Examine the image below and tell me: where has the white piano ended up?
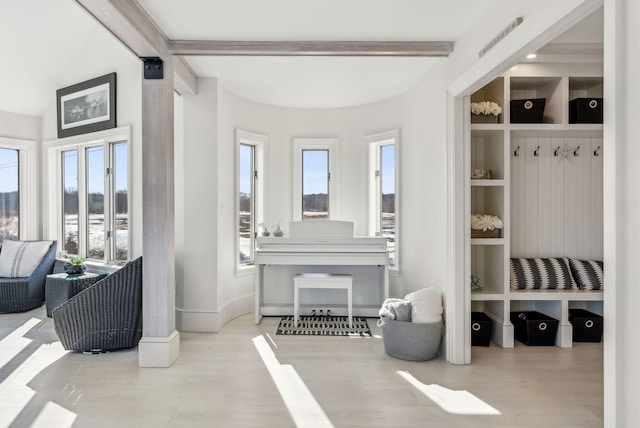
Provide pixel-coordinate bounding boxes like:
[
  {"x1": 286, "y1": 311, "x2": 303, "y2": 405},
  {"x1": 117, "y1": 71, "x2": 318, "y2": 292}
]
[{"x1": 254, "y1": 220, "x2": 389, "y2": 323}]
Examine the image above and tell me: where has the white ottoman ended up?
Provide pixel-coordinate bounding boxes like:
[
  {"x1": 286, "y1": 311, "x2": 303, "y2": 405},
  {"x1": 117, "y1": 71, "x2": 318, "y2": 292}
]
[{"x1": 294, "y1": 273, "x2": 353, "y2": 327}]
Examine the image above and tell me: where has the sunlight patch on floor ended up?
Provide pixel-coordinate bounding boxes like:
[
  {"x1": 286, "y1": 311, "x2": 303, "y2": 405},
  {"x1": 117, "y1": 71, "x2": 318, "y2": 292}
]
[
  {"x1": 0, "y1": 318, "x2": 76, "y2": 427},
  {"x1": 397, "y1": 371, "x2": 501, "y2": 415},
  {"x1": 0, "y1": 317, "x2": 41, "y2": 370},
  {"x1": 31, "y1": 401, "x2": 77, "y2": 427},
  {"x1": 253, "y1": 335, "x2": 334, "y2": 428}
]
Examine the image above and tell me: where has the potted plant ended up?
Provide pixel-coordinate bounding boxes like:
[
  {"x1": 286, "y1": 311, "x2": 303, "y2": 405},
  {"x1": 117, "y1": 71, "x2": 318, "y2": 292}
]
[
  {"x1": 64, "y1": 257, "x2": 86, "y2": 275},
  {"x1": 259, "y1": 223, "x2": 270, "y2": 236}
]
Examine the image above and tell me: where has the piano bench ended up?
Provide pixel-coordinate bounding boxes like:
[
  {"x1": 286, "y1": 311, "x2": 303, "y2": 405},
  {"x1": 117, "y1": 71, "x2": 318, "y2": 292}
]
[{"x1": 293, "y1": 273, "x2": 353, "y2": 328}]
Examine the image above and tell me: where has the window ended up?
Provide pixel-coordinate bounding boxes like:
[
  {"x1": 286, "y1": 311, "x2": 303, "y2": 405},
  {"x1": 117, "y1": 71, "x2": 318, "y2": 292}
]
[
  {"x1": 302, "y1": 149, "x2": 329, "y2": 220},
  {"x1": 0, "y1": 138, "x2": 36, "y2": 244},
  {"x1": 236, "y1": 130, "x2": 267, "y2": 269},
  {"x1": 293, "y1": 138, "x2": 337, "y2": 221},
  {"x1": 62, "y1": 149, "x2": 79, "y2": 254},
  {"x1": 0, "y1": 148, "x2": 19, "y2": 244},
  {"x1": 367, "y1": 130, "x2": 399, "y2": 269},
  {"x1": 49, "y1": 128, "x2": 130, "y2": 264}
]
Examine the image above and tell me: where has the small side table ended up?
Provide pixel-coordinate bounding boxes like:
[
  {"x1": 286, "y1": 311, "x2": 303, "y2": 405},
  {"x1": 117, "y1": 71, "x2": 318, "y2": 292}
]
[{"x1": 45, "y1": 272, "x2": 107, "y2": 317}]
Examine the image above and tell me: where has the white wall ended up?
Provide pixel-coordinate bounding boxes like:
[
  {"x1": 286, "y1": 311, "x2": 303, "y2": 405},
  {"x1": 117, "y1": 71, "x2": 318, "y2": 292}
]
[
  {"x1": 39, "y1": 23, "x2": 143, "y2": 257},
  {"x1": 511, "y1": 131, "x2": 603, "y2": 259},
  {"x1": 176, "y1": 79, "x2": 220, "y2": 331},
  {"x1": 176, "y1": 74, "x2": 451, "y2": 331},
  {"x1": 0, "y1": 112, "x2": 40, "y2": 142}
]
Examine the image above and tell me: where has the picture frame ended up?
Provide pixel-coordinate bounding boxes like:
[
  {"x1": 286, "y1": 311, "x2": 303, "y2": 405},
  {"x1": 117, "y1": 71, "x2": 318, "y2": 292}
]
[{"x1": 56, "y1": 73, "x2": 116, "y2": 138}]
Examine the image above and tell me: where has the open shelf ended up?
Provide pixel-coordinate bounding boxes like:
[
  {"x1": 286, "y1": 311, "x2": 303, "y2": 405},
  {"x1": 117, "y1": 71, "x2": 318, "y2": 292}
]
[
  {"x1": 471, "y1": 77, "x2": 505, "y2": 124},
  {"x1": 468, "y1": 63, "x2": 603, "y2": 350},
  {"x1": 510, "y1": 76, "x2": 563, "y2": 124},
  {"x1": 470, "y1": 130, "x2": 505, "y2": 179},
  {"x1": 471, "y1": 186, "x2": 504, "y2": 221}
]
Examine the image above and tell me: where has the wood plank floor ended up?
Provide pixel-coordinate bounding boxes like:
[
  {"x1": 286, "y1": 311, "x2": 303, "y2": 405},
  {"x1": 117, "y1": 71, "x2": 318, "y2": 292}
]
[{"x1": 0, "y1": 307, "x2": 603, "y2": 427}]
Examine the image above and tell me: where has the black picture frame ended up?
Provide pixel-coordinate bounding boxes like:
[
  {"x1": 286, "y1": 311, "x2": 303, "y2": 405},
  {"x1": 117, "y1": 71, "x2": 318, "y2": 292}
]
[{"x1": 56, "y1": 73, "x2": 117, "y2": 138}]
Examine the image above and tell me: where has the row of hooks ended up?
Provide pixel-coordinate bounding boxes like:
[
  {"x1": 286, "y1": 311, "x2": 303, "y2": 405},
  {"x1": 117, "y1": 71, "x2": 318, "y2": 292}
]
[{"x1": 513, "y1": 145, "x2": 601, "y2": 157}]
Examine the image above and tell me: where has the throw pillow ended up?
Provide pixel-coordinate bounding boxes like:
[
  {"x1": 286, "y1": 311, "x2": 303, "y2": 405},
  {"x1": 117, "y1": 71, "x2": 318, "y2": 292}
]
[
  {"x1": 569, "y1": 259, "x2": 604, "y2": 290},
  {"x1": 0, "y1": 240, "x2": 52, "y2": 277},
  {"x1": 404, "y1": 287, "x2": 443, "y2": 324},
  {"x1": 510, "y1": 257, "x2": 577, "y2": 290},
  {"x1": 378, "y1": 298, "x2": 412, "y2": 322}
]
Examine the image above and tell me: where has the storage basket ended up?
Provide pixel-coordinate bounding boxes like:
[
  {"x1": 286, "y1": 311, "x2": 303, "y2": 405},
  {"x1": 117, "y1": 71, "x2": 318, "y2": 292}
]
[
  {"x1": 471, "y1": 312, "x2": 493, "y2": 346},
  {"x1": 569, "y1": 308, "x2": 603, "y2": 342},
  {"x1": 510, "y1": 98, "x2": 546, "y2": 123},
  {"x1": 471, "y1": 228, "x2": 501, "y2": 239},
  {"x1": 511, "y1": 311, "x2": 559, "y2": 346},
  {"x1": 471, "y1": 114, "x2": 499, "y2": 124},
  {"x1": 381, "y1": 319, "x2": 442, "y2": 361},
  {"x1": 569, "y1": 98, "x2": 603, "y2": 124}
]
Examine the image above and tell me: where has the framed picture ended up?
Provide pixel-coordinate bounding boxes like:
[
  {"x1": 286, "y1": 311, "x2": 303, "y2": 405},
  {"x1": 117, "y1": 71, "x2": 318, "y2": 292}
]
[{"x1": 56, "y1": 73, "x2": 116, "y2": 138}]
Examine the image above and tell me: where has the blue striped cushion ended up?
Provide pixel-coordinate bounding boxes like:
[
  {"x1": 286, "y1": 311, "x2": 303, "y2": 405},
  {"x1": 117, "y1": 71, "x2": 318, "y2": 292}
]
[
  {"x1": 569, "y1": 259, "x2": 604, "y2": 290},
  {"x1": 510, "y1": 257, "x2": 577, "y2": 290}
]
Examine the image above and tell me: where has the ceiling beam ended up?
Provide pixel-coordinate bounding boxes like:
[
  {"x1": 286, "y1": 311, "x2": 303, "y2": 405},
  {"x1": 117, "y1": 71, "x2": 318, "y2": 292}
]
[
  {"x1": 75, "y1": 0, "x2": 168, "y2": 57},
  {"x1": 168, "y1": 40, "x2": 455, "y2": 57},
  {"x1": 74, "y1": 0, "x2": 197, "y2": 94}
]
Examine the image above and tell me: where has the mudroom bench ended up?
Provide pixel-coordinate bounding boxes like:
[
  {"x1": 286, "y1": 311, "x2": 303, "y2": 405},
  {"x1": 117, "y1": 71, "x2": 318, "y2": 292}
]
[{"x1": 507, "y1": 256, "x2": 604, "y2": 347}]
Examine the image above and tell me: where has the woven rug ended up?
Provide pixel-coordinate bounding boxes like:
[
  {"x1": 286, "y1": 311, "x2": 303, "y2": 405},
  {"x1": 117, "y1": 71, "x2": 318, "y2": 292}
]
[{"x1": 276, "y1": 316, "x2": 371, "y2": 336}]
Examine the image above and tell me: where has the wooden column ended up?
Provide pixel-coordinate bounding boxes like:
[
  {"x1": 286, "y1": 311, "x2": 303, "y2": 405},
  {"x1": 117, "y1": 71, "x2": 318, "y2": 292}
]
[{"x1": 138, "y1": 57, "x2": 180, "y2": 367}]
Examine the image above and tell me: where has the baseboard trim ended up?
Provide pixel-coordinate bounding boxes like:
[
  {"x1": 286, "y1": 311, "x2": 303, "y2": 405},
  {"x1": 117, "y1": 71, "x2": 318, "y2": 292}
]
[
  {"x1": 176, "y1": 294, "x2": 253, "y2": 332},
  {"x1": 138, "y1": 330, "x2": 180, "y2": 367}
]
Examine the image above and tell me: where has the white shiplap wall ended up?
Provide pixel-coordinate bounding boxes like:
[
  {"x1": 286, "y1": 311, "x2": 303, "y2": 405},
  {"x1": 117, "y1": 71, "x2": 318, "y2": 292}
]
[{"x1": 511, "y1": 131, "x2": 603, "y2": 260}]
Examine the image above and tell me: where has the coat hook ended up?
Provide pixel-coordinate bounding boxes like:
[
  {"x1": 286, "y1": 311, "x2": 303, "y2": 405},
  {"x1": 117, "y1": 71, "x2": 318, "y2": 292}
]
[
  {"x1": 574, "y1": 146, "x2": 580, "y2": 156},
  {"x1": 514, "y1": 146, "x2": 520, "y2": 157},
  {"x1": 594, "y1": 146, "x2": 601, "y2": 157},
  {"x1": 534, "y1": 146, "x2": 540, "y2": 157},
  {"x1": 554, "y1": 146, "x2": 560, "y2": 157}
]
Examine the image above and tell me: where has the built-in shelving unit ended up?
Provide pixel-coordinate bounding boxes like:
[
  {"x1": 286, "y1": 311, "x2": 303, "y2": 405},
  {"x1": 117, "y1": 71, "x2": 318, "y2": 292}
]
[{"x1": 467, "y1": 62, "x2": 603, "y2": 348}]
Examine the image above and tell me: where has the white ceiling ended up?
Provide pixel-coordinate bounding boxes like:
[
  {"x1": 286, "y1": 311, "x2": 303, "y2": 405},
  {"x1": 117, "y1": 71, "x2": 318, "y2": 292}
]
[
  {"x1": 138, "y1": 0, "x2": 497, "y2": 108},
  {"x1": 0, "y1": 1, "x2": 603, "y2": 116}
]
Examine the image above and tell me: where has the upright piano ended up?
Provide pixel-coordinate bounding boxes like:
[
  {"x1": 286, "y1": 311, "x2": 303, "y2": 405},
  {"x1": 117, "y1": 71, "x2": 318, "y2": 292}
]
[{"x1": 254, "y1": 220, "x2": 389, "y2": 323}]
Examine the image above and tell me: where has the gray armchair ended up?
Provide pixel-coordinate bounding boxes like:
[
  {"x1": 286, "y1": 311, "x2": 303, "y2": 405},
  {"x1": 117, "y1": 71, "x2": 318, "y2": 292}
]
[
  {"x1": 52, "y1": 257, "x2": 142, "y2": 352},
  {"x1": 0, "y1": 241, "x2": 57, "y2": 313}
]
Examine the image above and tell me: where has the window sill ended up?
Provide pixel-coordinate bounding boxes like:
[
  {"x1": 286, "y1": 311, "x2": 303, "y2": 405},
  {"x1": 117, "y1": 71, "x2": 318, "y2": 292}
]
[{"x1": 235, "y1": 265, "x2": 256, "y2": 278}]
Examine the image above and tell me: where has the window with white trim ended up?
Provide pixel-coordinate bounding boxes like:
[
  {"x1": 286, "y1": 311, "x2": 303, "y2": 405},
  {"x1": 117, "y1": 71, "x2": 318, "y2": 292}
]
[
  {"x1": 0, "y1": 147, "x2": 19, "y2": 244},
  {"x1": 51, "y1": 129, "x2": 129, "y2": 263},
  {"x1": 293, "y1": 138, "x2": 337, "y2": 220},
  {"x1": 236, "y1": 130, "x2": 266, "y2": 269},
  {"x1": 367, "y1": 130, "x2": 399, "y2": 269},
  {"x1": 0, "y1": 137, "x2": 36, "y2": 244}
]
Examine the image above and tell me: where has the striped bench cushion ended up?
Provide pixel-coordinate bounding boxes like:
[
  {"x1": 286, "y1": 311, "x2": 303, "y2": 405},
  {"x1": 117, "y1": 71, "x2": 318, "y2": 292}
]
[
  {"x1": 569, "y1": 259, "x2": 604, "y2": 290},
  {"x1": 510, "y1": 257, "x2": 577, "y2": 290}
]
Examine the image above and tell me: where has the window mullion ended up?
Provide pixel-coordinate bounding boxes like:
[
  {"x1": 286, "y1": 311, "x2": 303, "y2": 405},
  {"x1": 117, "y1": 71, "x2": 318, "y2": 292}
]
[
  {"x1": 105, "y1": 142, "x2": 113, "y2": 263},
  {"x1": 77, "y1": 147, "x2": 88, "y2": 258}
]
